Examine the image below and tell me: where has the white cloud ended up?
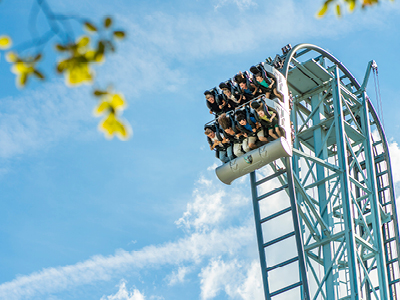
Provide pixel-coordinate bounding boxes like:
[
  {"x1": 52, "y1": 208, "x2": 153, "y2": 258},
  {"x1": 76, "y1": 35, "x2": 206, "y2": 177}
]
[
  {"x1": 175, "y1": 175, "x2": 249, "y2": 233},
  {"x1": 389, "y1": 139, "x2": 400, "y2": 185},
  {"x1": 0, "y1": 81, "x2": 95, "y2": 159},
  {"x1": 101, "y1": 280, "x2": 146, "y2": 300},
  {"x1": 207, "y1": 163, "x2": 218, "y2": 171},
  {"x1": 165, "y1": 266, "x2": 191, "y2": 286},
  {"x1": 199, "y1": 258, "x2": 242, "y2": 300},
  {"x1": 236, "y1": 261, "x2": 263, "y2": 300},
  {"x1": 199, "y1": 258, "x2": 263, "y2": 300}
]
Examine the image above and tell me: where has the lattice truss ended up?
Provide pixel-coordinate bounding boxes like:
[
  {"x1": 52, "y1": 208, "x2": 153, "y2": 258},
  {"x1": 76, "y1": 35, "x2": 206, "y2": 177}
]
[{"x1": 286, "y1": 53, "x2": 400, "y2": 300}]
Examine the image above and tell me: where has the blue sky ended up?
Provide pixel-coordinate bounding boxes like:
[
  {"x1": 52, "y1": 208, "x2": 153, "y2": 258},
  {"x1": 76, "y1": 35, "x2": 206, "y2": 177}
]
[{"x1": 1, "y1": 0, "x2": 400, "y2": 299}]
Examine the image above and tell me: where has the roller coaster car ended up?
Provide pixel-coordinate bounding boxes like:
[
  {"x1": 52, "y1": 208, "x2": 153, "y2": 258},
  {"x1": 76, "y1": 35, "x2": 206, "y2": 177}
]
[{"x1": 213, "y1": 64, "x2": 293, "y2": 185}]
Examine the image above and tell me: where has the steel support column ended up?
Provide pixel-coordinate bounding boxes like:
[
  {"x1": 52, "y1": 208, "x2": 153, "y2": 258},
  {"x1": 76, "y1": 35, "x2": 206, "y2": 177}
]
[{"x1": 332, "y1": 65, "x2": 361, "y2": 299}]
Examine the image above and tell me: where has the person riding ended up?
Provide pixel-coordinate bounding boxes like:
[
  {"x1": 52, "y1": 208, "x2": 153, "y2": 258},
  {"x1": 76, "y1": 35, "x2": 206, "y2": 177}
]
[
  {"x1": 236, "y1": 109, "x2": 268, "y2": 149},
  {"x1": 205, "y1": 125, "x2": 233, "y2": 163},
  {"x1": 251, "y1": 101, "x2": 282, "y2": 140},
  {"x1": 218, "y1": 113, "x2": 246, "y2": 158},
  {"x1": 250, "y1": 65, "x2": 282, "y2": 100},
  {"x1": 204, "y1": 90, "x2": 222, "y2": 116}
]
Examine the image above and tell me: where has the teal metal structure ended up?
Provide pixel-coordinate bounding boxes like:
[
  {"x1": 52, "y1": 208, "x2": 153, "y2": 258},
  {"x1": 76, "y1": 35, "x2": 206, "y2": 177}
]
[{"x1": 249, "y1": 44, "x2": 400, "y2": 300}]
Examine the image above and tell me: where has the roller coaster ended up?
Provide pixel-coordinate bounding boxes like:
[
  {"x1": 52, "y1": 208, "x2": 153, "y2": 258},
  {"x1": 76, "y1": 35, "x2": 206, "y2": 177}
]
[{"x1": 204, "y1": 44, "x2": 400, "y2": 300}]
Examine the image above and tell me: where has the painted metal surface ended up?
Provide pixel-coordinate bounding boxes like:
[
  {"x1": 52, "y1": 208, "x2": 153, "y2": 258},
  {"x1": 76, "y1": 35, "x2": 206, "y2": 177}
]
[{"x1": 215, "y1": 137, "x2": 292, "y2": 185}]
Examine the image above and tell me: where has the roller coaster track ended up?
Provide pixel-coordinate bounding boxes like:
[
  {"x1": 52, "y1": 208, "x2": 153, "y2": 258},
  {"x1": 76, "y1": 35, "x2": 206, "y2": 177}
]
[{"x1": 250, "y1": 44, "x2": 400, "y2": 300}]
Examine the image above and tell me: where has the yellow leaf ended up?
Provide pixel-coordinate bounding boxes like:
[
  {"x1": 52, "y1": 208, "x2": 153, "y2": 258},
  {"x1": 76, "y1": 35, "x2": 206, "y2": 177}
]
[
  {"x1": 100, "y1": 113, "x2": 118, "y2": 136},
  {"x1": 95, "y1": 101, "x2": 111, "y2": 115},
  {"x1": 362, "y1": 0, "x2": 373, "y2": 7},
  {"x1": 18, "y1": 73, "x2": 28, "y2": 87},
  {"x1": 336, "y1": 4, "x2": 341, "y2": 17},
  {"x1": 77, "y1": 36, "x2": 90, "y2": 48},
  {"x1": 6, "y1": 51, "x2": 17, "y2": 62},
  {"x1": 85, "y1": 50, "x2": 104, "y2": 63},
  {"x1": 115, "y1": 123, "x2": 129, "y2": 140},
  {"x1": 66, "y1": 64, "x2": 93, "y2": 86},
  {"x1": 84, "y1": 50, "x2": 96, "y2": 60},
  {"x1": 317, "y1": 2, "x2": 329, "y2": 18},
  {"x1": 348, "y1": 0, "x2": 356, "y2": 12},
  {"x1": 94, "y1": 52, "x2": 104, "y2": 62},
  {"x1": 56, "y1": 60, "x2": 68, "y2": 73},
  {"x1": 110, "y1": 94, "x2": 125, "y2": 109},
  {"x1": 98, "y1": 113, "x2": 130, "y2": 140},
  {"x1": 12, "y1": 62, "x2": 34, "y2": 74},
  {"x1": 0, "y1": 35, "x2": 12, "y2": 49}
]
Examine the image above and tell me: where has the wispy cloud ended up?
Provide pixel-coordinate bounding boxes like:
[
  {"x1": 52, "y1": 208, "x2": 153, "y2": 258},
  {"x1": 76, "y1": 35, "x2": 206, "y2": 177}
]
[
  {"x1": 214, "y1": 0, "x2": 257, "y2": 11},
  {"x1": 114, "y1": 0, "x2": 400, "y2": 64},
  {"x1": 389, "y1": 140, "x2": 400, "y2": 185},
  {"x1": 0, "y1": 81, "x2": 95, "y2": 159},
  {"x1": 165, "y1": 266, "x2": 192, "y2": 286}
]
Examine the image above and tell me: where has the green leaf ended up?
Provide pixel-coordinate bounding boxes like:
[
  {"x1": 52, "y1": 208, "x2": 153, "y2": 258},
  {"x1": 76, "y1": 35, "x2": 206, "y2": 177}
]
[
  {"x1": 84, "y1": 21, "x2": 97, "y2": 32},
  {"x1": 106, "y1": 40, "x2": 115, "y2": 52},
  {"x1": 56, "y1": 60, "x2": 68, "y2": 73},
  {"x1": 97, "y1": 40, "x2": 106, "y2": 55},
  {"x1": 77, "y1": 36, "x2": 90, "y2": 48},
  {"x1": 113, "y1": 31, "x2": 126, "y2": 39},
  {"x1": 33, "y1": 70, "x2": 45, "y2": 79},
  {"x1": 104, "y1": 17, "x2": 112, "y2": 28},
  {"x1": 93, "y1": 90, "x2": 108, "y2": 97},
  {"x1": 19, "y1": 73, "x2": 28, "y2": 87},
  {"x1": 55, "y1": 44, "x2": 67, "y2": 51},
  {"x1": 33, "y1": 53, "x2": 42, "y2": 62}
]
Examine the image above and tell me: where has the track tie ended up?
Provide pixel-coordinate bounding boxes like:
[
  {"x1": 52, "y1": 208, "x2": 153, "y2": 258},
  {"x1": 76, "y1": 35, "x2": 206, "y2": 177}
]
[
  {"x1": 258, "y1": 184, "x2": 289, "y2": 201},
  {"x1": 255, "y1": 168, "x2": 287, "y2": 186},
  {"x1": 260, "y1": 207, "x2": 292, "y2": 224},
  {"x1": 266, "y1": 257, "x2": 299, "y2": 272},
  {"x1": 263, "y1": 231, "x2": 295, "y2": 248},
  {"x1": 270, "y1": 281, "x2": 302, "y2": 297}
]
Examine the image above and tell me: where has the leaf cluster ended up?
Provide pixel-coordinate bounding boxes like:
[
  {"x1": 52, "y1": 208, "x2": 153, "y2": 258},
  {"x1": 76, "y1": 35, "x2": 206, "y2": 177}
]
[
  {"x1": 317, "y1": 0, "x2": 392, "y2": 18},
  {"x1": 55, "y1": 17, "x2": 126, "y2": 86},
  {"x1": 6, "y1": 51, "x2": 44, "y2": 87},
  {"x1": 0, "y1": 4, "x2": 130, "y2": 141},
  {"x1": 93, "y1": 89, "x2": 130, "y2": 140}
]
